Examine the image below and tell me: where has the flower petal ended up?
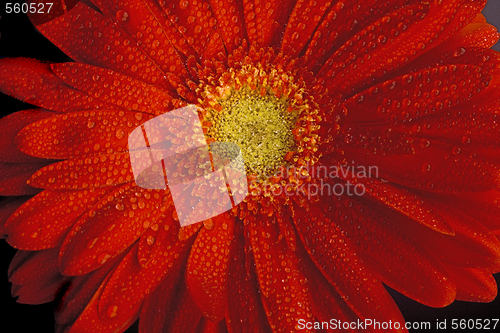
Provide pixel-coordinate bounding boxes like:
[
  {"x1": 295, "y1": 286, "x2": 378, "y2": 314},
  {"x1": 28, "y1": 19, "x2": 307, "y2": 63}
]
[
  {"x1": 343, "y1": 65, "x2": 491, "y2": 124},
  {"x1": 0, "y1": 109, "x2": 54, "y2": 163},
  {"x1": 396, "y1": 200, "x2": 500, "y2": 269},
  {"x1": 59, "y1": 184, "x2": 169, "y2": 275},
  {"x1": 318, "y1": 0, "x2": 486, "y2": 98},
  {"x1": 138, "y1": 265, "x2": 183, "y2": 333},
  {"x1": 302, "y1": 0, "x2": 416, "y2": 68},
  {"x1": 279, "y1": 0, "x2": 333, "y2": 58},
  {"x1": 17, "y1": 110, "x2": 152, "y2": 159},
  {"x1": 226, "y1": 221, "x2": 272, "y2": 333},
  {"x1": 345, "y1": 141, "x2": 500, "y2": 193},
  {"x1": 28, "y1": 153, "x2": 134, "y2": 190},
  {"x1": 208, "y1": 0, "x2": 246, "y2": 53},
  {"x1": 0, "y1": 162, "x2": 48, "y2": 196},
  {"x1": 248, "y1": 213, "x2": 314, "y2": 333},
  {"x1": 34, "y1": 2, "x2": 169, "y2": 86},
  {"x1": 187, "y1": 212, "x2": 234, "y2": 322},
  {"x1": 445, "y1": 264, "x2": 497, "y2": 303},
  {"x1": 0, "y1": 58, "x2": 114, "y2": 112},
  {"x1": 292, "y1": 204, "x2": 406, "y2": 326},
  {"x1": 96, "y1": 221, "x2": 201, "y2": 322},
  {"x1": 55, "y1": 253, "x2": 124, "y2": 327},
  {"x1": 51, "y1": 63, "x2": 179, "y2": 114},
  {"x1": 5, "y1": 189, "x2": 113, "y2": 251},
  {"x1": 0, "y1": 197, "x2": 29, "y2": 238},
  {"x1": 157, "y1": 0, "x2": 226, "y2": 60},
  {"x1": 242, "y1": 0, "x2": 295, "y2": 48},
  {"x1": 67, "y1": 252, "x2": 142, "y2": 333},
  {"x1": 9, "y1": 248, "x2": 69, "y2": 305},
  {"x1": 322, "y1": 196, "x2": 456, "y2": 307}
]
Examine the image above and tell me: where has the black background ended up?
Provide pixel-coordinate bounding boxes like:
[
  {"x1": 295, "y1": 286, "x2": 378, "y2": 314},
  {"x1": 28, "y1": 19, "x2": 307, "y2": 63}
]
[{"x1": 0, "y1": 1, "x2": 500, "y2": 332}]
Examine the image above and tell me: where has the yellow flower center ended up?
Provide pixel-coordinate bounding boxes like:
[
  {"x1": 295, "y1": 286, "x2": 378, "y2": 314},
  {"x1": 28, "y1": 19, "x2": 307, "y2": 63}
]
[{"x1": 210, "y1": 88, "x2": 297, "y2": 179}]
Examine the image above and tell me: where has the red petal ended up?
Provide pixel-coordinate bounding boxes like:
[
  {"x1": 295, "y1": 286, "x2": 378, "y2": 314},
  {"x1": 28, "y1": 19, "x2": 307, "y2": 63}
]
[
  {"x1": 59, "y1": 184, "x2": 169, "y2": 275},
  {"x1": 208, "y1": 0, "x2": 246, "y2": 52},
  {"x1": 322, "y1": 196, "x2": 455, "y2": 307},
  {"x1": 298, "y1": 245, "x2": 360, "y2": 332},
  {"x1": 9, "y1": 248, "x2": 69, "y2": 305},
  {"x1": 441, "y1": 20, "x2": 500, "y2": 50},
  {"x1": 0, "y1": 197, "x2": 29, "y2": 238},
  {"x1": 67, "y1": 254, "x2": 142, "y2": 333},
  {"x1": 396, "y1": 200, "x2": 500, "y2": 269},
  {"x1": 138, "y1": 261, "x2": 184, "y2": 333},
  {"x1": 226, "y1": 221, "x2": 272, "y2": 333},
  {"x1": 344, "y1": 141, "x2": 500, "y2": 193},
  {"x1": 17, "y1": 110, "x2": 152, "y2": 159},
  {"x1": 157, "y1": 0, "x2": 226, "y2": 60},
  {"x1": 92, "y1": 0, "x2": 192, "y2": 86},
  {"x1": 0, "y1": 58, "x2": 115, "y2": 112},
  {"x1": 356, "y1": 179, "x2": 454, "y2": 235},
  {"x1": 195, "y1": 318, "x2": 229, "y2": 333},
  {"x1": 0, "y1": 109, "x2": 54, "y2": 163},
  {"x1": 187, "y1": 213, "x2": 234, "y2": 322},
  {"x1": 280, "y1": 0, "x2": 335, "y2": 58},
  {"x1": 344, "y1": 65, "x2": 491, "y2": 124},
  {"x1": 97, "y1": 221, "x2": 200, "y2": 321},
  {"x1": 0, "y1": 162, "x2": 47, "y2": 196},
  {"x1": 318, "y1": 0, "x2": 486, "y2": 98},
  {"x1": 35, "y1": 2, "x2": 169, "y2": 86},
  {"x1": 55, "y1": 255, "x2": 121, "y2": 327},
  {"x1": 445, "y1": 264, "x2": 498, "y2": 302},
  {"x1": 302, "y1": 0, "x2": 413, "y2": 68},
  {"x1": 242, "y1": 0, "x2": 295, "y2": 48},
  {"x1": 29, "y1": 153, "x2": 134, "y2": 190},
  {"x1": 247, "y1": 213, "x2": 314, "y2": 333},
  {"x1": 292, "y1": 204, "x2": 406, "y2": 326},
  {"x1": 5, "y1": 188, "x2": 113, "y2": 250},
  {"x1": 51, "y1": 63, "x2": 178, "y2": 114},
  {"x1": 429, "y1": 190, "x2": 500, "y2": 231}
]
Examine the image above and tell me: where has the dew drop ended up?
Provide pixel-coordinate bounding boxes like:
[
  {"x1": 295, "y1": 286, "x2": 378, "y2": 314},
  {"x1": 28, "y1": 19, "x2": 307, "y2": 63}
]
[
  {"x1": 116, "y1": 10, "x2": 129, "y2": 22},
  {"x1": 97, "y1": 253, "x2": 111, "y2": 265},
  {"x1": 107, "y1": 305, "x2": 118, "y2": 318}
]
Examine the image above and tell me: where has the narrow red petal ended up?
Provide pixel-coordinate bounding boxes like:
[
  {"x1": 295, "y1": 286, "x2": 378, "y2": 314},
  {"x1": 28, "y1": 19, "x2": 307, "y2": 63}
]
[
  {"x1": 344, "y1": 65, "x2": 491, "y2": 124},
  {"x1": 18, "y1": 110, "x2": 152, "y2": 159},
  {"x1": 29, "y1": 153, "x2": 134, "y2": 190},
  {"x1": 157, "y1": 0, "x2": 226, "y2": 60},
  {"x1": 35, "y1": 2, "x2": 169, "y2": 86},
  {"x1": 97, "y1": 221, "x2": 200, "y2": 321},
  {"x1": 59, "y1": 185, "x2": 169, "y2": 275},
  {"x1": 0, "y1": 58, "x2": 115, "y2": 112},
  {"x1": 344, "y1": 141, "x2": 500, "y2": 193},
  {"x1": 248, "y1": 213, "x2": 314, "y2": 333},
  {"x1": 9, "y1": 248, "x2": 69, "y2": 305},
  {"x1": 226, "y1": 221, "x2": 272, "y2": 333},
  {"x1": 5, "y1": 189, "x2": 113, "y2": 250},
  {"x1": 318, "y1": 0, "x2": 486, "y2": 98},
  {"x1": 187, "y1": 212, "x2": 234, "y2": 322},
  {"x1": 0, "y1": 162, "x2": 47, "y2": 196},
  {"x1": 322, "y1": 196, "x2": 456, "y2": 307},
  {"x1": 242, "y1": 0, "x2": 295, "y2": 48},
  {"x1": 292, "y1": 204, "x2": 406, "y2": 328},
  {"x1": 0, "y1": 197, "x2": 28, "y2": 238},
  {"x1": 0, "y1": 109, "x2": 54, "y2": 163},
  {"x1": 280, "y1": 0, "x2": 334, "y2": 58},
  {"x1": 51, "y1": 63, "x2": 178, "y2": 114},
  {"x1": 208, "y1": 0, "x2": 246, "y2": 52},
  {"x1": 445, "y1": 264, "x2": 498, "y2": 302}
]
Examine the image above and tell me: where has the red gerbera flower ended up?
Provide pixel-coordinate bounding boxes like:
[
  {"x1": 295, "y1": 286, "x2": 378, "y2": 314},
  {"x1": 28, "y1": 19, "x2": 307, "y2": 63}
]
[{"x1": 1, "y1": 0, "x2": 500, "y2": 332}]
